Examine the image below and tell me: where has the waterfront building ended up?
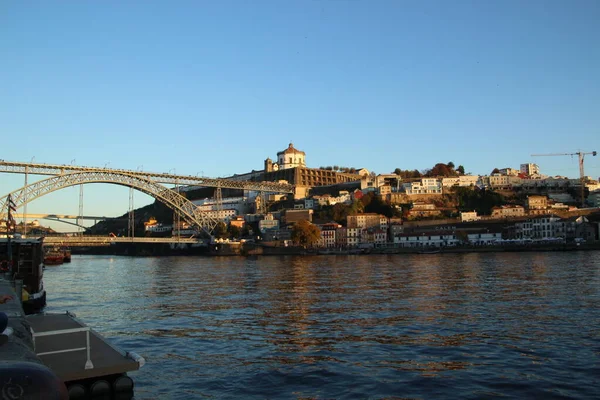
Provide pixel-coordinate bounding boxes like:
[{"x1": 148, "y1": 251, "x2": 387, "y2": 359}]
[
  {"x1": 346, "y1": 227, "x2": 363, "y2": 247},
  {"x1": 318, "y1": 223, "x2": 341, "y2": 248},
  {"x1": 467, "y1": 230, "x2": 502, "y2": 245},
  {"x1": 393, "y1": 231, "x2": 459, "y2": 248}
]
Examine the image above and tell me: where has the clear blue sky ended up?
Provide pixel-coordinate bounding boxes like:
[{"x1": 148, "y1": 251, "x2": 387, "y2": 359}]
[{"x1": 1, "y1": 1, "x2": 599, "y2": 228}]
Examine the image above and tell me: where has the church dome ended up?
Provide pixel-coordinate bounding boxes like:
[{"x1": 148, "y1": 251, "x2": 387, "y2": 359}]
[{"x1": 277, "y1": 142, "x2": 305, "y2": 156}]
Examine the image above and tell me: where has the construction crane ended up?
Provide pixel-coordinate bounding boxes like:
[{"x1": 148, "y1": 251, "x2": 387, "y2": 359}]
[{"x1": 531, "y1": 151, "x2": 597, "y2": 207}]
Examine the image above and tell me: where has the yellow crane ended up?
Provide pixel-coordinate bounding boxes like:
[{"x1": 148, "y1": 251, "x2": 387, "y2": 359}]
[{"x1": 531, "y1": 151, "x2": 597, "y2": 207}]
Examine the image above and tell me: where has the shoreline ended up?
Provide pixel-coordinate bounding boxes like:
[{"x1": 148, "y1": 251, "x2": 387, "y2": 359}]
[{"x1": 71, "y1": 242, "x2": 600, "y2": 257}]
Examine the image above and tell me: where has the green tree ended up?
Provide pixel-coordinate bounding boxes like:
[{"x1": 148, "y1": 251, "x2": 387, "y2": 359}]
[
  {"x1": 457, "y1": 165, "x2": 465, "y2": 175},
  {"x1": 447, "y1": 161, "x2": 455, "y2": 170},
  {"x1": 291, "y1": 220, "x2": 321, "y2": 247}
]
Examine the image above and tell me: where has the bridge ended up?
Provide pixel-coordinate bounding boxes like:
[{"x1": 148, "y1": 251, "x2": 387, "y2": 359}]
[
  {"x1": 0, "y1": 159, "x2": 295, "y2": 236},
  {"x1": 43, "y1": 235, "x2": 205, "y2": 247},
  {"x1": 11, "y1": 213, "x2": 119, "y2": 230}
]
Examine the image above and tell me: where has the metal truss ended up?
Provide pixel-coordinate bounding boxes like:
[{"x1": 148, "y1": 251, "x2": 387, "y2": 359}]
[
  {"x1": 0, "y1": 171, "x2": 221, "y2": 236},
  {"x1": 0, "y1": 160, "x2": 294, "y2": 193}
]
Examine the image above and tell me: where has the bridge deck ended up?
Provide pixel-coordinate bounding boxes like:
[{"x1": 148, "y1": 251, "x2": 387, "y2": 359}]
[{"x1": 28, "y1": 313, "x2": 142, "y2": 382}]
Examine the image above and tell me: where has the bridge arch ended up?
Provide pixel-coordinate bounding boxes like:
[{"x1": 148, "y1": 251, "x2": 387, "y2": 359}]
[{"x1": 0, "y1": 171, "x2": 220, "y2": 235}]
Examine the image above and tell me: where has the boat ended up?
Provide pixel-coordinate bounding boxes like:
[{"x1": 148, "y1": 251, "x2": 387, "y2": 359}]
[
  {"x1": 0, "y1": 236, "x2": 47, "y2": 314},
  {"x1": 44, "y1": 247, "x2": 64, "y2": 266},
  {"x1": 418, "y1": 248, "x2": 441, "y2": 254},
  {"x1": 61, "y1": 247, "x2": 72, "y2": 263}
]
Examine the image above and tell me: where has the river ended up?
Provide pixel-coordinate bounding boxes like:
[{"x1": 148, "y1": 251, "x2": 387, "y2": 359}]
[{"x1": 42, "y1": 252, "x2": 600, "y2": 399}]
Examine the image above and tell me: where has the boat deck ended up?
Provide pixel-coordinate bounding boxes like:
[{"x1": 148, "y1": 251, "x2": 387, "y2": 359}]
[{"x1": 27, "y1": 313, "x2": 142, "y2": 382}]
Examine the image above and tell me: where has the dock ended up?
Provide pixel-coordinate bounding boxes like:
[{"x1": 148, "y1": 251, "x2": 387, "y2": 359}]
[{"x1": 27, "y1": 312, "x2": 144, "y2": 383}]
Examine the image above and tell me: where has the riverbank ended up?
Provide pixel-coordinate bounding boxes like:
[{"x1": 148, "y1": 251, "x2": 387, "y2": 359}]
[{"x1": 72, "y1": 241, "x2": 600, "y2": 256}]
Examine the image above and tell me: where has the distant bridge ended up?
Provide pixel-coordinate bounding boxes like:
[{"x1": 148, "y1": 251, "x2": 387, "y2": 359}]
[
  {"x1": 11, "y1": 213, "x2": 118, "y2": 229},
  {"x1": 43, "y1": 235, "x2": 205, "y2": 247},
  {"x1": 0, "y1": 159, "x2": 295, "y2": 236}
]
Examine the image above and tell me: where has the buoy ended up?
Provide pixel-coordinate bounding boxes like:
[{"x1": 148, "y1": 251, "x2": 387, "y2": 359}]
[
  {"x1": 89, "y1": 379, "x2": 111, "y2": 397},
  {"x1": 67, "y1": 383, "x2": 87, "y2": 399},
  {"x1": 113, "y1": 375, "x2": 134, "y2": 392}
]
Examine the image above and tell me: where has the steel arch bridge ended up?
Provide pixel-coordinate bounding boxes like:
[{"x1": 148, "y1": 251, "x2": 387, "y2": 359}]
[{"x1": 0, "y1": 171, "x2": 221, "y2": 236}]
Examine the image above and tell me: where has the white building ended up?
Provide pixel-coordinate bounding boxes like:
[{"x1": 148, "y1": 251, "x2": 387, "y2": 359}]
[
  {"x1": 277, "y1": 142, "x2": 306, "y2": 170},
  {"x1": 467, "y1": 231, "x2": 502, "y2": 245},
  {"x1": 259, "y1": 213, "x2": 280, "y2": 233},
  {"x1": 394, "y1": 232, "x2": 459, "y2": 248},
  {"x1": 441, "y1": 175, "x2": 480, "y2": 188},
  {"x1": 520, "y1": 163, "x2": 540, "y2": 176},
  {"x1": 460, "y1": 211, "x2": 480, "y2": 222},
  {"x1": 403, "y1": 178, "x2": 442, "y2": 195}
]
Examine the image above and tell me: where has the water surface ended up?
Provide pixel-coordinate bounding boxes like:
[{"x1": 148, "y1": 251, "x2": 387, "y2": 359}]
[{"x1": 43, "y1": 252, "x2": 600, "y2": 399}]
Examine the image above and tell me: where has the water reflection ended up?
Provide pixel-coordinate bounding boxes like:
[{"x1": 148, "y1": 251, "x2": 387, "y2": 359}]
[{"x1": 42, "y1": 251, "x2": 600, "y2": 399}]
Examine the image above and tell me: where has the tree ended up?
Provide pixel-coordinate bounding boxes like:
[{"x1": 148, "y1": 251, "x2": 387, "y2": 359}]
[
  {"x1": 447, "y1": 161, "x2": 455, "y2": 170},
  {"x1": 291, "y1": 220, "x2": 321, "y2": 247},
  {"x1": 457, "y1": 165, "x2": 465, "y2": 175},
  {"x1": 214, "y1": 222, "x2": 228, "y2": 239},
  {"x1": 228, "y1": 225, "x2": 241, "y2": 239}
]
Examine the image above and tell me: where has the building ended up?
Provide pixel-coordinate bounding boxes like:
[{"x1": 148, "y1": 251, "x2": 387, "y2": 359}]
[
  {"x1": 284, "y1": 209, "x2": 313, "y2": 224},
  {"x1": 489, "y1": 174, "x2": 511, "y2": 190},
  {"x1": 460, "y1": 211, "x2": 479, "y2": 222},
  {"x1": 498, "y1": 168, "x2": 519, "y2": 176},
  {"x1": 467, "y1": 231, "x2": 502, "y2": 245},
  {"x1": 275, "y1": 142, "x2": 306, "y2": 170},
  {"x1": 347, "y1": 213, "x2": 388, "y2": 230},
  {"x1": 403, "y1": 178, "x2": 442, "y2": 195},
  {"x1": 229, "y1": 216, "x2": 246, "y2": 229},
  {"x1": 520, "y1": 163, "x2": 540, "y2": 176},
  {"x1": 318, "y1": 223, "x2": 341, "y2": 247},
  {"x1": 346, "y1": 227, "x2": 363, "y2": 247},
  {"x1": 441, "y1": 175, "x2": 480, "y2": 188},
  {"x1": 258, "y1": 213, "x2": 280, "y2": 233},
  {"x1": 526, "y1": 195, "x2": 548, "y2": 213},
  {"x1": 394, "y1": 232, "x2": 459, "y2": 248},
  {"x1": 407, "y1": 203, "x2": 441, "y2": 218},
  {"x1": 490, "y1": 205, "x2": 525, "y2": 219}
]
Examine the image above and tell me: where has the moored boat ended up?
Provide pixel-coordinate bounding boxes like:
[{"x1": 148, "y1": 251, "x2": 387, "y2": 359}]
[
  {"x1": 1, "y1": 236, "x2": 47, "y2": 314},
  {"x1": 44, "y1": 248, "x2": 64, "y2": 266},
  {"x1": 62, "y1": 247, "x2": 71, "y2": 262}
]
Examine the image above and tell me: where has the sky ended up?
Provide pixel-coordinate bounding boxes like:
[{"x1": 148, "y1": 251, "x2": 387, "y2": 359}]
[{"x1": 1, "y1": 0, "x2": 599, "y2": 230}]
